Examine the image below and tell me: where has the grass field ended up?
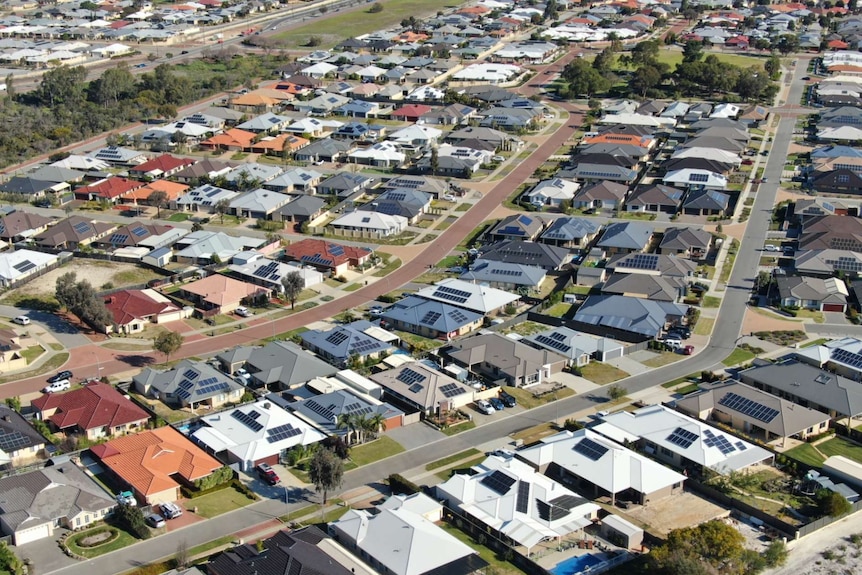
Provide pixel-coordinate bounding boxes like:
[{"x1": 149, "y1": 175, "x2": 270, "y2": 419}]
[
  {"x1": 426, "y1": 448, "x2": 482, "y2": 471},
  {"x1": 189, "y1": 487, "x2": 256, "y2": 519},
  {"x1": 615, "y1": 51, "x2": 765, "y2": 72},
  {"x1": 580, "y1": 362, "x2": 629, "y2": 385},
  {"x1": 272, "y1": 0, "x2": 467, "y2": 48},
  {"x1": 507, "y1": 386, "x2": 574, "y2": 410},
  {"x1": 439, "y1": 523, "x2": 525, "y2": 575},
  {"x1": 702, "y1": 296, "x2": 721, "y2": 308},
  {"x1": 694, "y1": 317, "x2": 715, "y2": 336},
  {"x1": 348, "y1": 436, "x2": 405, "y2": 467},
  {"x1": 642, "y1": 351, "x2": 684, "y2": 368},
  {"x1": 721, "y1": 346, "x2": 756, "y2": 366}
]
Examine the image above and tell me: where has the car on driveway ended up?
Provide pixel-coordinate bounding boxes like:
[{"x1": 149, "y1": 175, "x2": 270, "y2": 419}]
[
  {"x1": 475, "y1": 399, "x2": 495, "y2": 415},
  {"x1": 48, "y1": 370, "x2": 73, "y2": 383},
  {"x1": 145, "y1": 513, "x2": 166, "y2": 528},
  {"x1": 116, "y1": 491, "x2": 136, "y2": 506},
  {"x1": 161, "y1": 502, "x2": 183, "y2": 519},
  {"x1": 43, "y1": 380, "x2": 70, "y2": 393},
  {"x1": 489, "y1": 397, "x2": 505, "y2": 411},
  {"x1": 13, "y1": 316, "x2": 29, "y2": 325},
  {"x1": 256, "y1": 463, "x2": 280, "y2": 485},
  {"x1": 235, "y1": 306, "x2": 253, "y2": 317},
  {"x1": 499, "y1": 390, "x2": 517, "y2": 407}
]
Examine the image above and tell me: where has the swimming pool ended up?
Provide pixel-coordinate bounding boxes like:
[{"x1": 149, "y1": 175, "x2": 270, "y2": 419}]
[{"x1": 550, "y1": 553, "x2": 602, "y2": 575}]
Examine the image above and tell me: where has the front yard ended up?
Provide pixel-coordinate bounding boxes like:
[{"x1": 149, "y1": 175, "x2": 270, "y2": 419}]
[
  {"x1": 190, "y1": 485, "x2": 257, "y2": 519},
  {"x1": 579, "y1": 362, "x2": 629, "y2": 385},
  {"x1": 65, "y1": 524, "x2": 137, "y2": 558},
  {"x1": 507, "y1": 385, "x2": 574, "y2": 410},
  {"x1": 348, "y1": 436, "x2": 405, "y2": 467},
  {"x1": 721, "y1": 347, "x2": 756, "y2": 367}
]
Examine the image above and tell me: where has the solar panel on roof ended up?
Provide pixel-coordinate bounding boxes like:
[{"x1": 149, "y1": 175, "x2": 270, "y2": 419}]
[
  {"x1": 231, "y1": 409, "x2": 263, "y2": 432},
  {"x1": 448, "y1": 309, "x2": 469, "y2": 323},
  {"x1": 397, "y1": 367, "x2": 426, "y2": 386},
  {"x1": 666, "y1": 427, "x2": 698, "y2": 449},
  {"x1": 183, "y1": 369, "x2": 199, "y2": 380},
  {"x1": 12, "y1": 261, "x2": 35, "y2": 274},
  {"x1": 131, "y1": 226, "x2": 148, "y2": 237},
  {"x1": 480, "y1": 470, "x2": 516, "y2": 495},
  {"x1": 440, "y1": 383, "x2": 462, "y2": 398},
  {"x1": 0, "y1": 429, "x2": 31, "y2": 452},
  {"x1": 178, "y1": 379, "x2": 194, "y2": 391},
  {"x1": 432, "y1": 285, "x2": 471, "y2": 304},
  {"x1": 176, "y1": 389, "x2": 191, "y2": 400},
  {"x1": 109, "y1": 233, "x2": 129, "y2": 245},
  {"x1": 385, "y1": 192, "x2": 407, "y2": 201},
  {"x1": 421, "y1": 310, "x2": 442, "y2": 325},
  {"x1": 516, "y1": 480, "x2": 530, "y2": 514},
  {"x1": 573, "y1": 437, "x2": 608, "y2": 461},
  {"x1": 617, "y1": 253, "x2": 659, "y2": 270},
  {"x1": 329, "y1": 245, "x2": 345, "y2": 256},
  {"x1": 305, "y1": 399, "x2": 335, "y2": 421},
  {"x1": 534, "y1": 334, "x2": 571, "y2": 354},
  {"x1": 301, "y1": 254, "x2": 335, "y2": 267},
  {"x1": 718, "y1": 392, "x2": 780, "y2": 424},
  {"x1": 73, "y1": 222, "x2": 91, "y2": 234},
  {"x1": 408, "y1": 382, "x2": 424, "y2": 394},
  {"x1": 326, "y1": 331, "x2": 350, "y2": 346}
]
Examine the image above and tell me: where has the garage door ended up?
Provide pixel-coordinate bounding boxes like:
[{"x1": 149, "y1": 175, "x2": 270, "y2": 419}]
[
  {"x1": 14, "y1": 523, "x2": 51, "y2": 545},
  {"x1": 823, "y1": 304, "x2": 845, "y2": 312}
]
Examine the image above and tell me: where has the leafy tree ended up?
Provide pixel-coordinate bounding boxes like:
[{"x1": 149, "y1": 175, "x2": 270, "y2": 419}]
[
  {"x1": 430, "y1": 146, "x2": 439, "y2": 175},
  {"x1": 652, "y1": 520, "x2": 747, "y2": 575},
  {"x1": 631, "y1": 64, "x2": 663, "y2": 97},
  {"x1": 591, "y1": 47, "x2": 615, "y2": 74},
  {"x1": 607, "y1": 384, "x2": 626, "y2": 401},
  {"x1": 37, "y1": 65, "x2": 87, "y2": 108},
  {"x1": 307, "y1": 36, "x2": 322, "y2": 47},
  {"x1": 561, "y1": 59, "x2": 609, "y2": 98},
  {"x1": 153, "y1": 331, "x2": 184, "y2": 363},
  {"x1": 89, "y1": 65, "x2": 135, "y2": 108},
  {"x1": 55, "y1": 272, "x2": 114, "y2": 332},
  {"x1": 627, "y1": 39, "x2": 661, "y2": 67},
  {"x1": 214, "y1": 198, "x2": 231, "y2": 224},
  {"x1": 682, "y1": 40, "x2": 704, "y2": 62},
  {"x1": 764, "y1": 54, "x2": 782, "y2": 80},
  {"x1": 115, "y1": 504, "x2": 151, "y2": 539},
  {"x1": 774, "y1": 34, "x2": 799, "y2": 55},
  {"x1": 191, "y1": 221, "x2": 204, "y2": 232},
  {"x1": 175, "y1": 539, "x2": 189, "y2": 569},
  {"x1": 819, "y1": 489, "x2": 852, "y2": 517},
  {"x1": 368, "y1": 2, "x2": 383, "y2": 12},
  {"x1": 308, "y1": 447, "x2": 344, "y2": 504},
  {"x1": 4, "y1": 396, "x2": 20, "y2": 412},
  {"x1": 147, "y1": 190, "x2": 168, "y2": 218},
  {"x1": 281, "y1": 271, "x2": 304, "y2": 310},
  {"x1": 763, "y1": 540, "x2": 788, "y2": 567}
]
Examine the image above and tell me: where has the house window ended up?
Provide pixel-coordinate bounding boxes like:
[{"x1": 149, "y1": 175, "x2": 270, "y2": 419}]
[
  {"x1": 838, "y1": 174, "x2": 850, "y2": 184},
  {"x1": 76, "y1": 518, "x2": 81, "y2": 526},
  {"x1": 660, "y1": 447, "x2": 672, "y2": 457}
]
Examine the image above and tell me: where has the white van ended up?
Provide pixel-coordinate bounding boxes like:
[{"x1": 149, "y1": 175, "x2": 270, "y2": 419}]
[{"x1": 13, "y1": 316, "x2": 30, "y2": 325}]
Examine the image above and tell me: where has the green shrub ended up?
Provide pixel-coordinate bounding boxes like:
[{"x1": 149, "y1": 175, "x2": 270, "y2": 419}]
[
  {"x1": 388, "y1": 473, "x2": 420, "y2": 495},
  {"x1": 114, "y1": 505, "x2": 150, "y2": 540},
  {"x1": 193, "y1": 465, "x2": 233, "y2": 491}
]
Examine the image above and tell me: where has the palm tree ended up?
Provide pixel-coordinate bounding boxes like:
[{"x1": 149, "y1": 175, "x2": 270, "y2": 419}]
[
  {"x1": 336, "y1": 413, "x2": 361, "y2": 445},
  {"x1": 364, "y1": 413, "x2": 386, "y2": 441}
]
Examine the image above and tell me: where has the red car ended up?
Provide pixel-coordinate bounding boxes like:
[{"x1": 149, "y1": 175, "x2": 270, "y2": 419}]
[
  {"x1": 682, "y1": 345, "x2": 695, "y2": 355},
  {"x1": 256, "y1": 463, "x2": 280, "y2": 486}
]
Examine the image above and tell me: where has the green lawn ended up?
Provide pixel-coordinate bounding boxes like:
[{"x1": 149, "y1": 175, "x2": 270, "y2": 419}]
[
  {"x1": 503, "y1": 321, "x2": 548, "y2": 337},
  {"x1": 819, "y1": 436, "x2": 862, "y2": 464},
  {"x1": 187, "y1": 535, "x2": 237, "y2": 558},
  {"x1": 544, "y1": 303, "x2": 573, "y2": 318},
  {"x1": 434, "y1": 455, "x2": 487, "y2": 481},
  {"x1": 694, "y1": 317, "x2": 715, "y2": 336},
  {"x1": 272, "y1": 0, "x2": 468, "y2": 48},
  {"x1": 0, "y1": 352, "x2": 69, "y2": 385},
  {"x1": 580, "y1": 362, "x2": 629, "y2": 385},
  {"x1": 506, "y1": 386, "x2": 574, "y2": 410},
  {"x1": 455, "y1": 203, "x2": 471, "y2": 212},
  {"x1": 785, "y1": 442, "x2": 826, "y2": 467},
  {"x1": 721, "y1": 347, "x2": 756, "y2": 366},
  {"x1": 441, "y1": 420, "x2": 476, "y2": 436},
  {"x1": 702, "y1": 296, "x2": 721, "y2": 308},
  {"x1": 437, "y1": 255, "x2": 463, "y2": 268},
  {"x1": 614, "y1": 51, "x2": 764, "y2": 72},
  {"x1": 426, "y1": 448, "x2": 482, "y2": 471},
  {"x1": 20, "y1": 345, "x2": 44, "y2": 364},
  {"x1": 187, "y1": 486, "x2": 256, "y2": 518},
  {"x1": 342, "y1": 283, "x2": 362, "y2": 292},
  {"x1": 65, "y1": 525, "x2": 137, "y2": 558},
  {"x1": 395, "y1": 330, "x2": 444, "y2": 352},
  {"x1": 801, "y1": 338, "x2": 830, "y2": 348},
  {"x1": 439, "y1": 523, "x2": 526, "y2": 575},
  {"x1": 168, "y1": 212, "x2": 190, "y2": 222},
  {"x1": 642, "y1": 352, "x2": 684, "y2": 368},
  {"x1": 372, "y1": 253, "x2": 402, "y2": 277},
  {"x1": 348, "y1": 436, "x2": 405, "y2": 467}
]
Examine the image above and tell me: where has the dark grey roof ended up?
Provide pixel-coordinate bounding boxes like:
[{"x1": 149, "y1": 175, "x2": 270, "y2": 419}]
[
  {"x1": 277, "y1": 195, "x2": 326, "y2": 218},
  {"x1": 132, "y1": 360, "x2": 243, "y2": 406},
  {"x1": 683, "y1": 189, "x2": 730, "y2": 211},
  {"x1": 461, "y1": 260, "x2": 546, "y2": 287},
  {"x1": 288, "y1": 389, "x2": 402, "y2": 436},
  {"x1": 489, "y1": 214, "x2": 544, "y2": 239},
  {"x1": 301, "y1": 321, "x2": 395, "y2": 363},
  {"x1": 601, "y1": 273, "x2": 682, "y2": 301},
  {"x1": 0, "y1": 405, "x2": 47, "y2": 456},
  {"x1": 380, "y1": 296, "x2": 482, "y2": 333},
  {"x1": 596, "y1": 222, "x2": 654, "y2": 250},
  {"x1": 208, "y1": 526, "x2": 355, "y2": 575},
  {"x1": 244, "y1": 341, "x2": 338, "y2": 388},
  {"x1": 479, "y1": 240, "x2": 570, "y2": 271},
  {"x1": 573, "y1": 295, "x2": 687, "y2": 337},
  {"x1": 318, "y1": 172, "x2": 375, "y2": 192},
  {"x1": 659, "y1": 227, "x2": 712, "y2": 251},
  {"x1": 0, "y1": 177, "x2": 57, "y2": 195},
  {"x1": 740, "y1": 361, "x2": 862, "y2": 418},
  {"x1": 626, "y1": 184, "x2": 684, "y2": 207},
  {"x1": 540, "y1": 217, "x2": 601, "y2": 242}
]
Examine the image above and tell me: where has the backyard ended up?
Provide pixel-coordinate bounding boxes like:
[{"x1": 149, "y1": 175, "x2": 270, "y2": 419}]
[{"x1": 785, "y1": 436, "x2": 862, "y2": 467}]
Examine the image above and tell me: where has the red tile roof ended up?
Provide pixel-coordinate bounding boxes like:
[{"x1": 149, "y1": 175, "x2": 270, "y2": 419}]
[
  {"x1": 104, "y1": 289, "x2": 181, "y2": 327},
  {"x1": 131, "y1": 154, "x2": 196, "y2": 175},
  {"x1": 90, "y1": 427, "x2": 222, "y2": 497},
  {"x1": 828, "y1": 39, "x2": 850, "y2": 49},
  {"x1": 391, "y1": 104, "x2": 433, "y2": 119},
  {"x1": 284, "y1": 238, "x2": 372, "y2": 269},
  {"x1": 32, "y1": 381, "x2": 149, "y2": 433},
  {"x1": 78, "y1": 177, "x2": 144, "y2": 199}
]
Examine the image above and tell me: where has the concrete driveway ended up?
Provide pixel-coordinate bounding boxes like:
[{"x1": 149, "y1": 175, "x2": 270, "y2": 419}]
[
  {"x1": 386, "y1": 421, "x2": 445, "y2": 451},
  {"x1": 823, "y1": 311, "x2": 850, "y2": 325},
  {"x1": 14, "y1": 534, "x2": 78, "y2": 573}
]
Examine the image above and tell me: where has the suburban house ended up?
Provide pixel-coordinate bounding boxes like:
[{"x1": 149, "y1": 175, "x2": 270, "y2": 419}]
[
  {"x1": 625, "y1": 184, "x2": 685, "y2": 214},
  {"x1": 369, "y1": 363, "x2": 474, "y2": 416},
  {"x1": 776, "y1": 276, "x2": 849, "y2": 312},
  {"x1": 104, "y1": 289, "x2": 189, "y2": 334},
  {"x1": 658, "y1": 227, "x2": 713, "y2": 260},
  {"x1": 523, "y1": 178, "x2": 581, "y2": 208},
  {"x1": 177, "y1": 274, "x2": 269, "y2": 314},
  {"x1": 460, "y1": 260, "x2": 547, "y2": 292},
  {"x1": 317, "y1": 172, "x2": 376, "y2": 198},
  {"x1": 0, "y1": 211, "x2": 52, "y2": 243},
  {"x1": 0, "y1": 405, "x2": 47, "y2": 468},
  {"x1": 539, "y1": 217, "x2": 601, "y2": 250},
  {"x1": 286, "y1": 389, "x2": 404, "y2": 437},
  {"x1": 524, "y1": 326, "x2": 624, "y2": 366},
  {"x1": 132, "y1": 359, "x2": 244, "y2": 410},
  {"x1": 330, "y1": 493, "x2": 487, "y2": 575},
  {"x1": 571, "y1": 180, "x2": 630, "y2": 210},
  {"x1": 173, "y1": 184, "x2": 239, "y2": 213},
  {"x1": 596, "y1": 222, "x2": 654, "y2": 255},
  {"x1": 32, "y1": 381, "x2": 150, "y2": 441},
  {"x1": 682, "y1": 189, "x2": 731, "y2": 216},
  {"x1": 436, "y1": 451, "x2": 601, "y2": 553},
  {"x1": 413, "y1": 278, "x2": 520, "y2": 315},
  {"x1": 208, "y1": 527, "x2": 375, "y2": 575},
  {"x1": 228, "y1": 189, "x2": 292, "y2": 220},
  {"x1": 128, "y1": 154, "x2": 196, "y2": 179},
  {"x1": 93, "y1": 222, "x2": 174, "y2": 250},
  {"x1": 174, "y1": 231, "x2": 265, "y2": 265},
  {"x1": 518, "y1": 428, "x2": 686, "y2": 506},
  {"x1": 740, "y1": 360, "x2": 862, "y2": 421},
  {"x1": 443, "y1": 332, "x2": 567, "y2": 388},
  {"x1": 90, "y1": 426, "x2": 223, "y2": 505},
  {"x1": 0, "y1": 250, "x2": 58, "y2": 288},
  {"x1": 190, "y1": 399, "x2": 326, "y2": 472},
  {"x1": 595, "y1": 405, "x2": 773, "y2": 475},
  {"x1": 488, "y1": 214, "x2": 545, "y2": 242},
  {"x1": 794, "y1": 337, "x2": 862, "y2": 380},
  {"x1": 798, "y1": 214, "x2": 862, "y2": 251},
  {"x1": 676, "y1": 380, "x2": 831, "y2": 443},
  {"x1": 228, "y1": 257, "x2": 323, "y2": 292},
  {"x1": 328, "y1": 211, "x2": 408, "y2": 238},
  {"x1": 283, "y1": 238, "x2": 373, "y2": 276},
  {"x1": 301, "y1": 322, "x2": 397, "y2": 368},
  {"x1": 34, "y1": 216, "x2": 114, "y2": 250},
  {"x1": 379, "y1": 296, "x2": 484, "y2": 342},
  {"x1": 479, "y1": 240, "x2": 571, "y2": 271},
  {"x1": 217, "y1": 341, "x2": 338, "y2": 390},
  {"x1": 0, "y1": 462, "x2": 115, "y2": 545},
  {"x1": 276, "y1": 195, "x2": 327, "y2": 227},
  {"x1": 572, "y1": 295, "x2": 689, "y2": 342},
  {"x1": 358, "y1": 189, "x2": 431, "y2": 224}
]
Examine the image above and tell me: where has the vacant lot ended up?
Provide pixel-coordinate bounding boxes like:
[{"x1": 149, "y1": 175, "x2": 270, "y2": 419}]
[
  {"x1": 580, "y1": 362, "x2": 629, "y2": 385},
  {"x1": 2, "y1": 260, "x2": 163, "y2": 305}
]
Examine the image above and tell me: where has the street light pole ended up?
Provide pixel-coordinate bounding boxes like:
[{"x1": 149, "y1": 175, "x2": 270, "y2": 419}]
[{"x1": 93, "y1": 352, "x2": 102, "y2": 382}]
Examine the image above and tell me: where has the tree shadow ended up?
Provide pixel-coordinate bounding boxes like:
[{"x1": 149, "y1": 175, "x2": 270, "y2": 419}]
[{"x1": 117, "y1": 354, "x2": 157, "y2": 368}]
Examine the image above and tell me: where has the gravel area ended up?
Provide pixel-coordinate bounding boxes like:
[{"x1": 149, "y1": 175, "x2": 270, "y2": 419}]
[{"x1": 766, "y1": 511, "x2": 862, "y2": 575}]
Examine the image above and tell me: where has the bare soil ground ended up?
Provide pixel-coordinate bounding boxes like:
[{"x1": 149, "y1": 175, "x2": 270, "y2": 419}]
[
  {"x1": 624, "y1": 491, "x2": 730, "y2": 537},
  {"x1": 766, "y1": 510, "x2": 862, "y2": 575},
  {"x1": 2, "y1": 261, "x2": 162, "y2": 301}
]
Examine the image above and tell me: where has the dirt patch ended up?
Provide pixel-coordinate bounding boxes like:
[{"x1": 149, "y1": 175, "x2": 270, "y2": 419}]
[
  {"x1": 742, "y1": 308, "x2": 806, "y2": 335},
  {"x1": 2, "y1": 260, "x2": 162, "y2": 303},
  {"x1": 623, "y1": 491, "x2": 730, "y2": 537}
]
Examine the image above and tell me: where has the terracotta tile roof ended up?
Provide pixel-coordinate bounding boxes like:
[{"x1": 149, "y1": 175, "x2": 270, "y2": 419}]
[
  {"x1": 828, "y1": 64, "x2": 862, "y2": 73},
  {"x1": 32, "y1": 381, "x2": 149, "y2": 433},
  {"x1": 79, "y1": 177, "x2": 145, "y2": 199},
  {"x1": 582, "y1": 133, "x2": 653, "y2": 147},
  {"x1": 104, "y1": 289, "x2": 182, "y2": 326},
  {"x1": 202, "y1": 128, "x2": 257, "y2": 149},
  {"x1": 125, "y1": 179, "x2": 189, "y2": 202},
  {"x1": 181, "y1": 274, "x2": 268, "y2": 307},
  {"x1": 90, "y1": 427, "x2": 222, "y2": 497},
  {"x1": 829, "y1": 39, "x2": 850, "y2": 49},
  {"x1": 284, "y1": 238, "x2": 372, "y2": 269},
  {"x1": 130, "y1": 154, "x2": 196, "y2": 175},
  {"x1": 250, "y1": 134, "x2": 310, "y2": 153},
  {"x1": 457, "y1": 5, "x2": 489, "y2": 14}
]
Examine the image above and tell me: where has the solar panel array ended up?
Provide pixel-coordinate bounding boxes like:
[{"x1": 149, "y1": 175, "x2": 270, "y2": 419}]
[
  {"x1": 421, "y1": 310, "x2": 442, "y2": 325},
  {"x1": 301, "y1": 254, "x2": 335, "y2": 267},
  {"x1": 666, "y1": 427, "x2": 698, "y2": 449},
  {"x1": 439, "y1": 383, "x2": 462, "y2": 398},
  {"x1": 253, "y1": 261, "x2": 281, "y2": 280},
  {"x1": 550, "y1": 494, "x2": 584, "y2": 511},
  {"x1": 407, "y1": 383, "x2": 422, "y2": 394},
  {"x1": 397, "y1": 367, "x2": 426, "y2": 386},
  {"x1": 689, "y1": 172, "x2": 709, "y2": 182},
  {"x1": 184, "y1": 369, "x2": 200, "y2": 380},
  {"x1": 195, "y1": 378, "x2": 228, "y2": 397},
  {"x1": 131, "y1": 226, "x2": 148, "y2": 237},
  {"x1": 73, "y1": 222, "x2": 92, "y2": 234},
  {"x1": 385, "y1": 192, "x2": 407, "y2": 202},
  {"x1": 573, "y1": 437, "x2": 608, "y2": 461},
  {"x1": 515, "y1": 480, "x2": 530, "y2": 513},
  {"x1": 326, "y1": 331, "x2": 349, "y2": 346},
  {"x1": 448, "y1": 309, "x2": 469, "y2": 323},
  {"x1": 432, "y1": 286, "x2": 471, "y2": 304},
  {"x1": 267, "y1": 423, "x2": 302, "y2": 443},
  {"x1": 348, "y1": 336, "x2": 384, "y2": 355},
  {"x1": 490, "y1": 268, "x2": 524, "y2": 277},
  {"x1": 831, "y1": 348, "x2": 862, "y2": 369},
  {"x1": 534, "y1": 334, "x2": 571, "y2": 354},
  {"x1": 12, "y1": 260, "x2": 35, "y2": 274},
  {"x1": 718, "y1": 392, "x2": 779, "y2": 423},
  {"x1": 0, "y1": 429, "x2": 31, "y2": 452},
  {"x1": 109, "y1": 233, "x2": 129, "y2": 245},
  {"x1": 480, "y1": 470, "x2": 516, "y2": 495},
  {"x1": 231, "y1": 409, "x2": 263, "y2": 432},
  {"x1": 0, "y1": 221, "x2": 6, "y2": 236},
  {"x1": 345, "y1": 402, "x2": 373, "y2": 416},
  {"x1": 703, "y1": 428, "x2": 737, "y2": 455},
  {"x1": 305, "y1": 399, "x2": 337, "y2": 422},
  {"x1": 536, "y1": 500, "x2": 569, "y2": 522},
  {"x1": 616, "y1": 254, "x2": 659, "y2": 270},
  {"x1": 329, "y1": 244, "x2": 345, "y2": 257}
]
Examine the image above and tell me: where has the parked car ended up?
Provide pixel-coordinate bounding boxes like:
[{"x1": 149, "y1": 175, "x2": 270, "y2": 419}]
[
  {"x1": 43, "y1": 380, "x2": 70, "y2": 393},
  {"x1": 12, "y1": 315, "x2": 29, "y2": 325},
  {"x1": 682, "y1": 345, "x2": 695, "y2": 355},
  {"x1": 368, "y1": 306, "x2": 383, "y2": 317},
  {"x1": 256, "y1": 463, "x2": 280, "y2": 485},
  {"x1": 475, "y1": 399, "x2": 495, "y2": 415},
  {"x1": 443, "y1": 194, "x2": 456, "y2": 202},
  {"x1": 499, "y1": 390, "x2": 517, "y2": 408},
  {"x1": 145, "y1": 513, "x2": 166, "y2": 528},
  {"x1": 48, "y1": 370, "x2": 73, "y2": 383},
  {"x1": 116, "y1": 491, "x2": 136, "y2": 506},
  {"x1": 764, "y1": 244, "x2": 779, "y2": 252},
  {"x1": 235, "y1": 306, "x2": 253, "y2": 317},
  {"x1": 663, "y1": 338, "x2": 683, "y2": 350},
  {"x1": 161, "y1": 502, "x2": 183, "y2": 519},
  {"x1": 489, "y1": 397, "x2": 505, "y2": 411},
  {"x1": 492, "y1": 155, "x2": 505, "y2": 162},
  {"x1": 668, "y1": 328, "x2": 691, "y2": 340}
]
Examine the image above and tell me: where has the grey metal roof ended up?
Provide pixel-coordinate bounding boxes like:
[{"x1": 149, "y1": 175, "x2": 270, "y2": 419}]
[
  {"x1": 596, "y1": 222, "x2": 654, "y2": 250},
  {"x1": 0, "y1": 405, "x2": 47, "y2": 455},
  {"x1": 288, "y1": 389, "x2": 402, "y2": 435},
  {"x1": 243, "y1": 341, "x2": 337, "y2": 388},
  {"x1": 301, "y1": 321, "x2": 395, "y2": 364},
  {"x1": 601, "y1": 273, "x2": 683, "y2": 302},
  {"x1": 573, "y1": 295, "x2": 687, "y2": 337},
  {"x1": 277, "y1": 195, "x2": 326, "y2": 217},
  {"x1": 659, "y1": 227, "x2": 713, "y2": 251},
  {"x1": 461, "y1": 259, "x2": 546, "y2": 288},
  {"x1": 740, "y1": 360, "x2": 862, "y2": 418},
  {"x1": 133, "y1": 360, "x2": 243, "y2": 406},
  {"x1": 683, "y1": 189, "x2": 730, "y2": 210},
  {"x1": 540, "y1": 217, "x2": 600, "y2": 242},
  {"x1": 479, "y1": 239, "x2": 570, "y2": 271},
  {"x1": 380, "y1": 296, "x2": 482, "y2": 333}
]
